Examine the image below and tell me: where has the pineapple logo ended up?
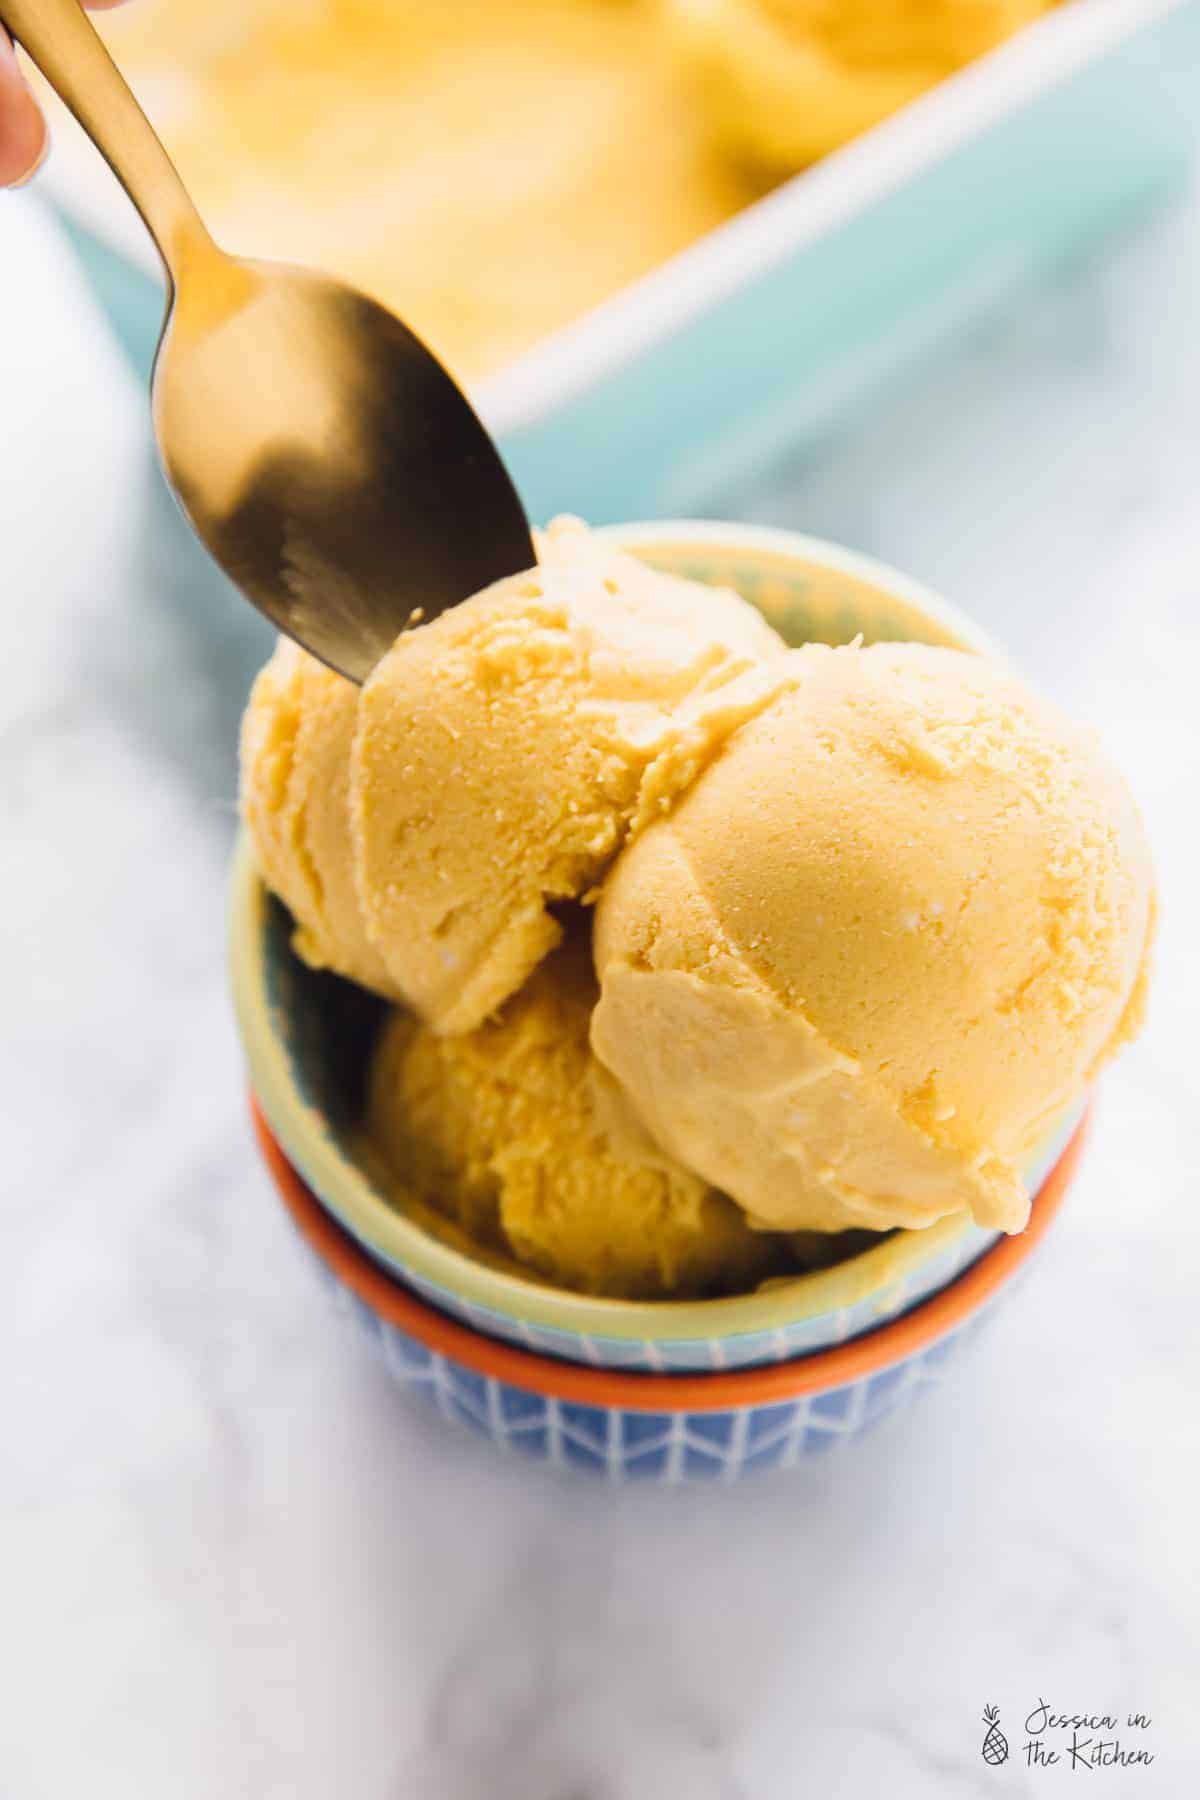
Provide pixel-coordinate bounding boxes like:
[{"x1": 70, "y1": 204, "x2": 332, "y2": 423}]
[{"x1": 981, "y1": 1704, "x2": 1009, "y2": 1766}]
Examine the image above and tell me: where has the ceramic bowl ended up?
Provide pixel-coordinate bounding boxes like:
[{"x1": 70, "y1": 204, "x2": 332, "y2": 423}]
[
  {"x1": 253, "y1": 1100, "x2": 1083, "y2": 1481},
  {"x1": 231, "y1": 521, "x2": 1085, "y2": 1372}
]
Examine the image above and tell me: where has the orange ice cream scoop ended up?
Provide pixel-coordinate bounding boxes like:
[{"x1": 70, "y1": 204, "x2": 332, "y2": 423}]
[
  {"x1": 365, "y1": 935, "x2": 788, "y2": 1299},
  {"x1": 348, "y1": 520, "x2": 789, "y2": 1032},
  {"x1": 592, "y1": 640, "x2": 1155, "y2": 1235},
  {"x1": 241, "y1": 521, "x2": 789, "y2": 1028}
]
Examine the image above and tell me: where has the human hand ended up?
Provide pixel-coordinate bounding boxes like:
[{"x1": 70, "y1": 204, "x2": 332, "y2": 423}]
[{"x1": 1, "y1": 2, "x2": 127, "y2": 186}]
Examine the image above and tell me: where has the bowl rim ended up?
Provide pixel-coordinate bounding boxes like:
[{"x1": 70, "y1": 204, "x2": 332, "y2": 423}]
[
  {"x1": 592, "y1": 519, "x2": 1002, "y2": 658},
  {"x1": 255, "y1": 1096, "x2": 1085, "y2": 1412},
  {"x1": 231, "y1": 519, "x2": 1030, "y2": 1347}
]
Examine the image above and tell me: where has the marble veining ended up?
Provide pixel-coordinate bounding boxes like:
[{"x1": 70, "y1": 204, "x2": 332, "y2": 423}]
[{"x1": 1, "y1": 187, "x2": 1198, "y2": 1796}]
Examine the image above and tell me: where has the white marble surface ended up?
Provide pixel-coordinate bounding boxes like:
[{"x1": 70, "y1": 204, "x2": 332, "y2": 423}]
[{"x1": 2, "y1": 189, "x2": 1198, "y2": 1798}]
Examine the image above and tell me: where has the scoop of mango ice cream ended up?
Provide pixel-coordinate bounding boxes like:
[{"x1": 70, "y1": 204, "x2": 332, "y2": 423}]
[
  {"x1": 667, "y1": 0, "x2": 1056, "y2": 172},
  {"x1": 240, "y1": 520, "x2": 788, "y2": 1029},
  {"x1": 349, "y1": 519, "x2": 789, "y2": 1031},
  {"x1": 365, "y1": 935, "x2": 789, "y2": 1299},
  {"x1": 591, "y1": 640, "x2": 1155, "y2": 1237}
]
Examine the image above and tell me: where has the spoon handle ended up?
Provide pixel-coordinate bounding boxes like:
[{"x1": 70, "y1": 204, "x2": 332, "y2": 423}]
[{"x1": 2, "y1": 0, "x2": 209, "y2": 278}]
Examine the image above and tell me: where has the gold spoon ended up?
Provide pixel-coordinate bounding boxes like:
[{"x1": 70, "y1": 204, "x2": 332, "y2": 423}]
[{"x1": 3, "y1": 0, "x2": 535, "y2": 682}]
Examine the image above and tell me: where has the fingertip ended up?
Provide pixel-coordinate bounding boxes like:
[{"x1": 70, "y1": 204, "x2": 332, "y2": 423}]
[
  {"x1": 0, "y1": 101, "x2": 48, "y2": 190},
  {"x1": 0, "y1": 33, "x2": 48, "y2": 188}
]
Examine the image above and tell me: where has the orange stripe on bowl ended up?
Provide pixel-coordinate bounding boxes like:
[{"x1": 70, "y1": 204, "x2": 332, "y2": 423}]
[{"x1": 252, "y1": 1096, "x2": 1087, "y2": 1413}]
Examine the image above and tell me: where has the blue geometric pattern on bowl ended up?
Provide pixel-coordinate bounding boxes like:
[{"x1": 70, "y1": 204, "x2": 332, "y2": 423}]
[{"x1": 306, "y1": 1242, "x2": 994, "y2": 1483}]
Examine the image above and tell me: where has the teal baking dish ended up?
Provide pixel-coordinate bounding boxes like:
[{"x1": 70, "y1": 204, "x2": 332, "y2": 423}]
[{"x1": 42, "y1": 0, "x2": 1200, "y2": 524}]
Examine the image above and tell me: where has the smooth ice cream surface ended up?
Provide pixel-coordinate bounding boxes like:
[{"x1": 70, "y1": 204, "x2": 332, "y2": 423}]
[
  {"x1": 592, "y1": 640, "x2": 1154, "y2": 1236},
  {"x1": 669, "y1": 0, "x2": 1057, "y2": 172},
  {"x1": 91, "y1": 0, "x2": 765, "y2": 381},
  {"x1": 365, "y1": 935, "x2": 803, "y2": 1300}
]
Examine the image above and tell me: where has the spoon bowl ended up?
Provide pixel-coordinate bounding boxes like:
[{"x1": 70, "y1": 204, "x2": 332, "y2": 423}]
[
  {"x1": 4, "y1": 0, "x2": 534, "y2": 682},
  {"x1": 155, "y1": 251, "x2": 535, "y2": 680}
]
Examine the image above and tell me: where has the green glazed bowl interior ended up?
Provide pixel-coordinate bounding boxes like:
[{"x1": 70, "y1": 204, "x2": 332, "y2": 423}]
[{"x1": 232, "y1": 521, "x2": 1045, "y2": 1350}]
